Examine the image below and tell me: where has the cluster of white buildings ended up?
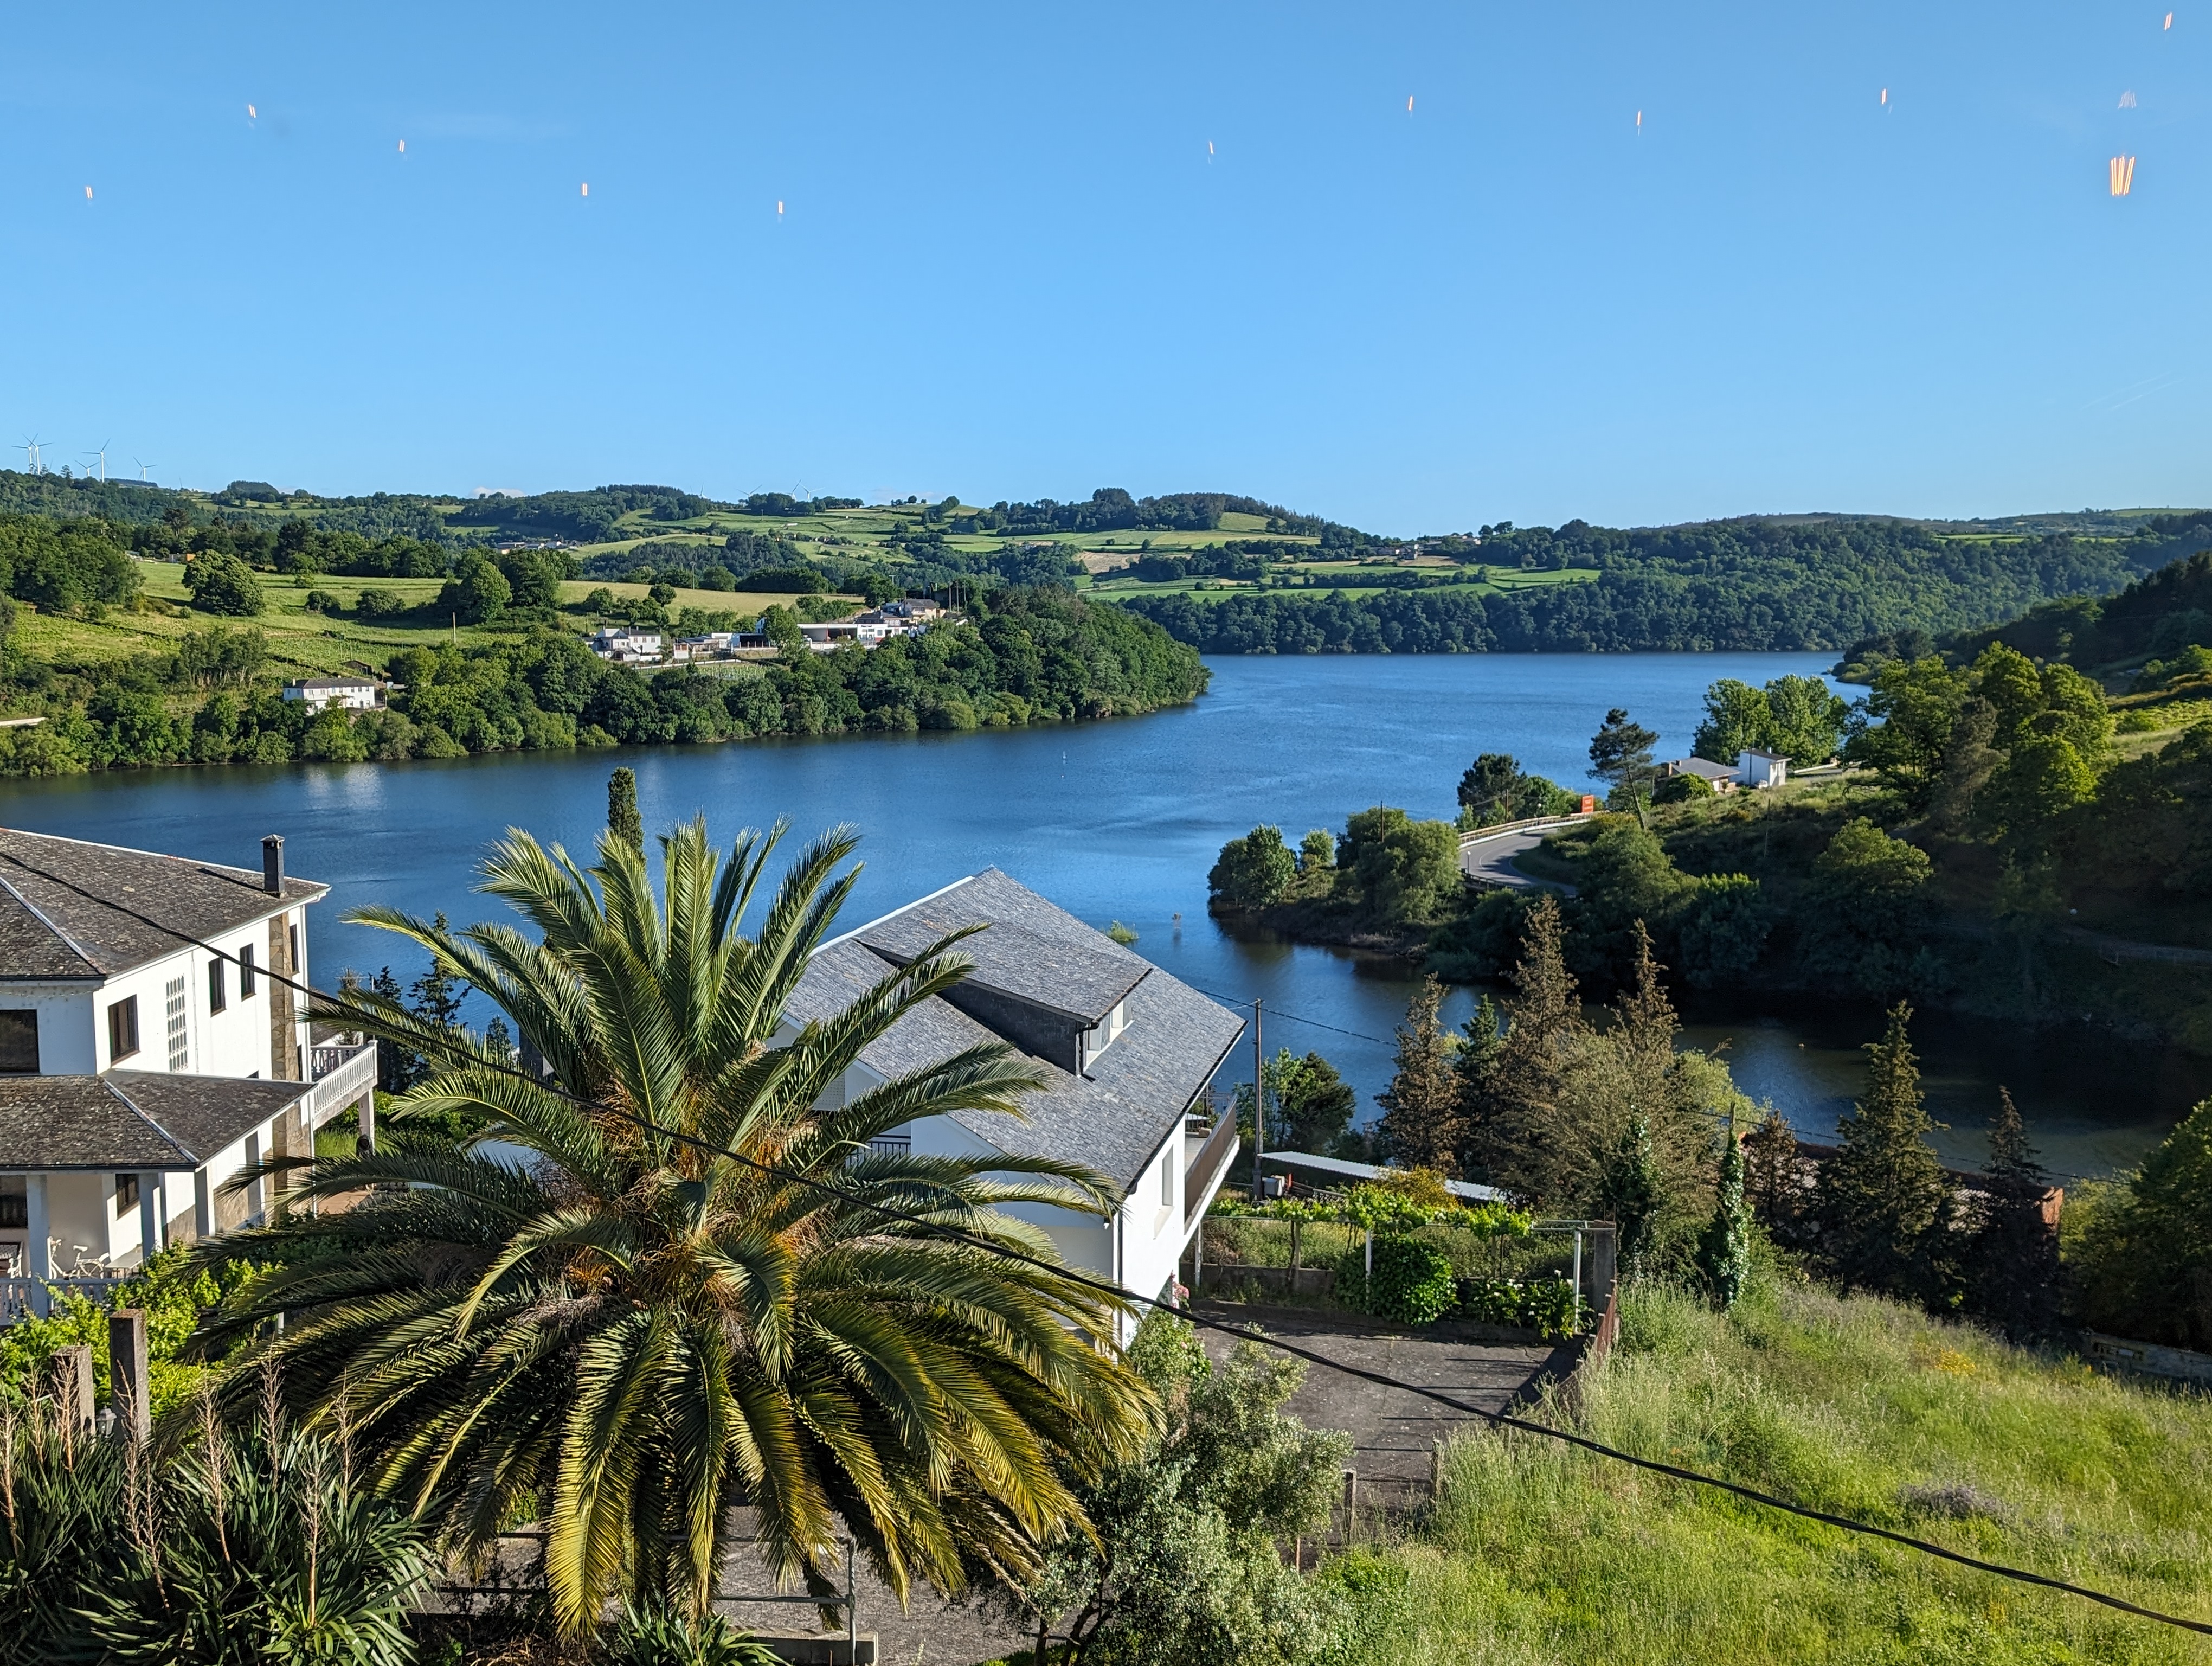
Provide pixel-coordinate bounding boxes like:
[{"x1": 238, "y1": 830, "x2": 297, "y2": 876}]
[{"x1": 587, "y1": 600, "x2": 951, "y2": 667}]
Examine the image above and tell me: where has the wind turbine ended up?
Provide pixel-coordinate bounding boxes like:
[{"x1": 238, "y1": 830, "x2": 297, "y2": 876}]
[
  {"x1": 83, "y1": 441, "x2": 110, "y2": 482},
  {"x1": 22, "y1": 436, "x2": 48, "y2": 475},
  {"x1": 134, "y1": 457, "x2": 157, "y2": 482}
]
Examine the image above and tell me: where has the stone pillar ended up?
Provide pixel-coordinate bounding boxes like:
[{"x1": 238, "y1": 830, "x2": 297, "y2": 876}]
[
  {"x1": 108, "y1": 1309, "x2": 150, "y2": 1443},
  {"x1": 194, "y1": 1167, "x2": 214, "y2": 1241},
  {"x1": 358, "y1": 1090, "x2": 375, "y2": 1155},
  {"x1": 50, "y1": 1343, "x2": 94, "y2": 1433},
  {"x1": 137, "y1": 1172, "x2": 160, "y2": 1266},
  {"x1": 25, "y1": 1173, "x2": 49, "y2": 1318}
]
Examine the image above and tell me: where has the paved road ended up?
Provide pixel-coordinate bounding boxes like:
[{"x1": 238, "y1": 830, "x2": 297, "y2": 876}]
[{"x1": 1458, "y1": 826, "x2": 1576, "y2": 895}]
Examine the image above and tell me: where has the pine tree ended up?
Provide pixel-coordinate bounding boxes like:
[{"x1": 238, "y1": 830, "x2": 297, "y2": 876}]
[
  {"x1": 608, "y1": 767, "x2": 644, "y2": 857},
  {"x1": 1465, "y1": 893, "x2": 1587, "y2": 1200},
  {"x1": 1741, "y1": 1107, "x2": 1806, "y2": 1242},
  {"x1": 1451, "y1": 994, "x2": 1504, "y2": 1173},
  {"x1": 1815, "y1": 1002, "x2": 1953, "y2": 1298},
  {"x1": 1612, "y1": 922, "x2": 1676, "y2": 1122},
  {"x1": 1375, "y1": 976, "x2": 1462, "y2": 1174},
  {"x1": 369, "y1": 965, "x2": 411, "y2": 1090},
  {"x1": 1967, "y1": 1087, "x2": 2061, "y2": 1337},
  {"x1": 1697, "y1": 1118, "x2": 1754, "y2": 1308}
]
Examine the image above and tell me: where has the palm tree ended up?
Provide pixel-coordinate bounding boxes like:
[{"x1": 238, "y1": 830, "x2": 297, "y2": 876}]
[{"x1": 197, "y1": 818, "x2": 1151, "y2": 1636}]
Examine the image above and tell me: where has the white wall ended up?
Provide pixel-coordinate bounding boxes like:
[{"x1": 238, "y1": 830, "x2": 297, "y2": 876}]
[
  {"x1": 76, "y1": 902, "x2": 305, "y2": 1080},
  {"x1": 0, "y1": 985, "x2": 99, "y2": 1074}
]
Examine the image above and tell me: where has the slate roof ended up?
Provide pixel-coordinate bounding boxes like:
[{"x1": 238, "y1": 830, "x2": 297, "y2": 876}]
[
  {"x1": 0, "y1": 1071, "x2": 310, "y2": 1169},
  {"x1": 853, "y1": 872, "x2": 1149, "y2": 1023},
  {"x1": 791, "y1": 870, "x2": 1244, "y2": 1192},
  {"x1": 0, "y1": 829, "x2": 326, "y2": 981}
]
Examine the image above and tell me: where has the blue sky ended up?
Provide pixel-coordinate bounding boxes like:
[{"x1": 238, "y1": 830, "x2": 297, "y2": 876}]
[{"x1": 3, "y1": 2, "x2": 2205, "y2": 532}]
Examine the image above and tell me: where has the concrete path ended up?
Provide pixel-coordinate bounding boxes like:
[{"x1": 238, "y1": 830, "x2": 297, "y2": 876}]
[
  {"x1": 1195, "y1": 1304, "x2": 1566, "y2": 1512},
  {"x1": 1458, "y1": 826, "x2": 1576, "y2": 895}
]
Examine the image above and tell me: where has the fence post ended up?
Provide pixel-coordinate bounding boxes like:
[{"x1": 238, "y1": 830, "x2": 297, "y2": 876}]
[
  {"x1": 1572, "y1": 1230, "x2": 1584, "y2": 1331},
  {"x1": 52, "y1": 1343, "x2": 94, "y2": 1434},
  {"x1": 1341, "y1": 1469, "x2": 1358, "y2": 1545},
  {"x1": 109, "y1": 1309, "x2": 150, "y2": 1444}
]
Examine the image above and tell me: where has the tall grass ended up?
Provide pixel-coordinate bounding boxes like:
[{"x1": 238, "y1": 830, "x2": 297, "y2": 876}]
[{"x1": 1329, "y1": 1275, "x2": 2212, "y2": 1663}]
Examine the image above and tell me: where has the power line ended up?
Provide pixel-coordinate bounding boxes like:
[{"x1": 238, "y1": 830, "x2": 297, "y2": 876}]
[
  {"x1": 1185, "y1": 986, "x2": 1391, "y2": 1046},
  {"x1": 7, "y1": 849, "x2": 2207, "y2": 1638}
]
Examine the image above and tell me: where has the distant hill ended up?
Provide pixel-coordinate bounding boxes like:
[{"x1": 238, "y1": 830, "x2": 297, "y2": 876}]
[{"x1": 4, "y1": 471, "x2": 2204, "y2": 654}]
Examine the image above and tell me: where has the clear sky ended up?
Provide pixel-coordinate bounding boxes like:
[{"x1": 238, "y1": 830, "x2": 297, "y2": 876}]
[{"x1": 4, "y1": 2, "x2": 2205, "y2": 532}]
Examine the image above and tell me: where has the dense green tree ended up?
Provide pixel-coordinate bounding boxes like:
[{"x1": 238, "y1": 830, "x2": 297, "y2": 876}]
[
  {"x1": 438, "y1": 554, "x2": 513, "y2": 624},
  {"x1": 2072, "y1": 1097, "x2": 2212, "y2": 1349},
  {"x1": 1375, "y1": 976, "x2": 1461, "y2": 1173},
  {"x1": 1843, "y1": 657, "x2": 1967, "y2": 811},
  {"x1": 1462, "y1": 895, "x2": 1586, "y2": 1197},
  {"x1": 1691, "y1": 680, "x2": 1771, "y2": 764},
  {"x1": 202, "y1": 819, "x2": 1149, "y2": 1636},
  {"x1": 1675, "y1": 873, "x2": 1770, "y2": 988},
  {"x1": 183, "y1": 552, "x2": 265, "y2": 617},
  {"x1": 1814, "y1": 1003, "x2": 1953, "y2": 1300},
  {"x1": 1964, "y1": 1087, "x2": 2060, "y2": 1339},
  {"x1": 1272, "y1": 1050, "x2": 1358, "y2": 1155},
  {"x1": 1297, "y1": 828, "x2": 1334, "y2": 872},
  {"x1": 1798, "y1": 819, "x2": 1936, "y2": 995},
  {"x1": 1208, "y1": 826, "x2": 1297, "y2": 908},
  {"x1": 1333, "y1": 806, "x2": 1461, "y2": 924},
  {"x1": 1763, "y1": 673, "x2": 1851, "y2": 765}
]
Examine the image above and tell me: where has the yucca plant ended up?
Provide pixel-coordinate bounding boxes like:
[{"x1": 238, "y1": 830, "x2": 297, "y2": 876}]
[
  {"x1": 86, "y1": 1389, "x2": 433, "y2": 1666},
  {"x1": 0, "y1": 1397, "x2": 131, "y2": 1665},
  {"x1": 197, "y1": 817, "x2": 1150, "y2": 1636}
]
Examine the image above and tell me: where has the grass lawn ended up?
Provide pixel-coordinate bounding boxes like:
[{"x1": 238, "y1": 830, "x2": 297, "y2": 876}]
[{"x1": 1338, "y1": 1278, "x2": 2212, "y2": 1664}]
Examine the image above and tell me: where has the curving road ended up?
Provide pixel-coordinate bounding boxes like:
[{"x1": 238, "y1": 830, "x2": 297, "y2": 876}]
[{"x1": 1458, "y1": 817, "x2": 1590, "y2": 895}]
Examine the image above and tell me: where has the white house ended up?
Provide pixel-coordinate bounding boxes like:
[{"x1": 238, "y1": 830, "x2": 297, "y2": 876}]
[
  {"x1": 671, "y1": 632, "x2": 737, "y2": 662},
  {"x1": 798, "y1": 616, "x2": 897, "y2": 651},
  {"x1": 1737, "y1": 748, "x2": 1790, "y2": 789},
  {"x1": 0, "y1": 831, "x2": 376, "y2": 1312},
  {"x1": 281, "y1": 677, "x2": 386, "y2": 713},
  {"x1": 587, "y1": 627, "x2": 665, "y2": 663},
  {"x1": 783, "y1": 869, "x2": 1244, "y2": 1328}
]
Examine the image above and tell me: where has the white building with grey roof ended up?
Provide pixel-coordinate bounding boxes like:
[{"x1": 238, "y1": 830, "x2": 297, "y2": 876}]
[
  {"x1": 786, "y1": 868, "x2": 1245, "y2": 1328},
  {"x1": 0, "y1": 830, "x2": 376, "y2": 1312}
]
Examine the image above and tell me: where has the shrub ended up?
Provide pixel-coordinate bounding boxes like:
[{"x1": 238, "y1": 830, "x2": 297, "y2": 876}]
[
  {"x1": 353, "y1": 586, "x2": 406, "y2": 619},
  {"x1": 1340, "y1": 1234, "x2": 1457, "y2": 1326},
  {"x1": 1209, "y1": 825, "x2": 1296, "y2": 908},
  {"x1": 1456, "y1": 1274, "x2": 1581, "y2": 1337}
]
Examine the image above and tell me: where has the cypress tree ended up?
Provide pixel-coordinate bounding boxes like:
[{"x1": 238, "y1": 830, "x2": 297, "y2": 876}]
[
  {"x1": 1597, "y1": 1113, "x2": 1664, "y2": 1279},
  {"x1": 1697, "y1": 1118, "x2": 1754, "y2": 1308},
  {"x1": 1467, "y1": 893, "x2": 1587, "y2": 1200},
  {"x1": 608, "y1": 766, "x2": 644, "y2": 856},
  {"x1": 1967, "y1": 1087, "x2": 2061, "y2": 1337},
  {"x1": 1815, "y1": 1002, "x2": 1952, "y2": 1298},
  {"x1": 1376, "y1": 976, "x2": 1462, "y2": 1174},
  {"x1": 1741, "y1": 1107, "x2": 1806, "y2": 1242}
]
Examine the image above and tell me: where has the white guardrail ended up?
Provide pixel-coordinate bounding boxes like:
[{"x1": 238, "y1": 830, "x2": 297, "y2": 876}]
[{"x1": 1456, "y1": 811, "x2": 1598, "y2": 848}]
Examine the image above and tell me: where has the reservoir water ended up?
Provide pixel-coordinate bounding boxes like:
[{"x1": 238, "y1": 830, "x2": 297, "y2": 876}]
[{"x1": 4, "y1": 652, "x2": 2198, "y2": 1180}]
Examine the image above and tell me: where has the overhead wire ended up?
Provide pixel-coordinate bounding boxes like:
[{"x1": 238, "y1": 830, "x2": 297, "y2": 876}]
[{"x1": 4, "y1": 846, "x2": 2207, "y2": 1638}]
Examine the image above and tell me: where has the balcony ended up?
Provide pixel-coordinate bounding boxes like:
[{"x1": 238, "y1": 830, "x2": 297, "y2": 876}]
[
  {"x1": 305, "y1": 1039, "x2": 377, "y2": 1131},
  {"x1": 1182, "y1": 1113, "x2": 1240, "y2": 1228}
]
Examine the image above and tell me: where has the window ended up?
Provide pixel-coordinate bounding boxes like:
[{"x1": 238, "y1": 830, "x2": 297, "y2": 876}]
[
  {"x1": 0, "y1": 1011, "x2": 36, "y2": 1074},
  {"x1": 208, "y1": 957, "x2": 227, "y2": 1014},
  {"x1": 240, "y1": 944, "x2": 256, "y2": 997},
  {"x1": 114, "y1": 1173, "x2": 139, "y2": 1216},
  {"x1": 288, "y1": 924, "x2": 299, "y2": 973},
  {"x1": 107, "y1": 996, "x2": 140, "y2": 1062},
  {"x1": 165, "y1": 976, "x2": 188, "y2": 1072},
  {"x1": 1160, "y1": 1154, "x2": 1174, "y2": 1207}
]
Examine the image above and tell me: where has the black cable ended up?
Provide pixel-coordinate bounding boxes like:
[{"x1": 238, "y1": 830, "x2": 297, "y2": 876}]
[
  {"x1": 1182, "y1": 986, "x2": 1392, "y2": 1046},
  {"x1": 7, "y1": 846, "x2": 2207, "y2": 1638}
]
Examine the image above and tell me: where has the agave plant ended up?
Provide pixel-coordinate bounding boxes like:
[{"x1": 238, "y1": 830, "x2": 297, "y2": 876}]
[{"x1": 199, "y1": 818, "x2": 1149, "y2": 1636}]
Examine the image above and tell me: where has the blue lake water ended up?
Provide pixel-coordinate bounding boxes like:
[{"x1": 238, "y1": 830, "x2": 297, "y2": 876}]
[{"x1": 2, "y1": 652, "x2": 2196, "y2": 1178}]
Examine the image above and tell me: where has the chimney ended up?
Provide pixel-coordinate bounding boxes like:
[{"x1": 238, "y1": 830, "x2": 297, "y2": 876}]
[{"x1": 261, "y1": 834, "x2": 284, "y2": 895}]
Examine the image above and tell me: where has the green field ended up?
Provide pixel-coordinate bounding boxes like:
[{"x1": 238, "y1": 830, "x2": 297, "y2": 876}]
[
  {"x1": 1339, "y1": 1276, "x2": 2212, "y2": 1664},
  {"x1": 17, "y1": 560, "x2": 837, "y2": 681}
]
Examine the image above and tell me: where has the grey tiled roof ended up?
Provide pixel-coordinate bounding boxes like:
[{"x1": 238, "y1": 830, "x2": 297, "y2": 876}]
[
  {"x1": 852, "y1": 869, "x2": 1149, "y2": 1023},
  {"x1": 0, "y1": 829, "x2": 326, "y2": 981},
  {"x1": 0, "y1": 1071, "x2": 310, "y2": 1169},
  {"x1": 792, "y1": 872, "x2": 1244, "y2": 1192}
]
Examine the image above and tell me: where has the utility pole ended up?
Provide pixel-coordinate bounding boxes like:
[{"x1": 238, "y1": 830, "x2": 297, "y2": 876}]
[{"x1": 1249, "y1": 998, "x2": 1265, "y2": 1201}]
